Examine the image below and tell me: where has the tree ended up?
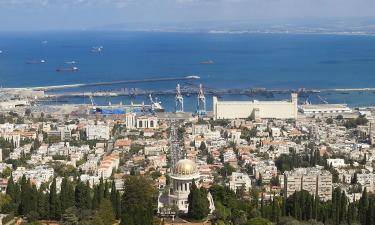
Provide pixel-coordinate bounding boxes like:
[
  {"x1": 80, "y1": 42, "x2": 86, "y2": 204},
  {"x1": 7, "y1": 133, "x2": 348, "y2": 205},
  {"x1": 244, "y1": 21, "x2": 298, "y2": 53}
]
[
  {"x1": 214, "y1": 201, "x2": 231, "y2": 222},
  {"x1": 97, "y1": 199, "x2": 116, "y2": 225},
  {"x1": 187, "y1": 181, "x2": 210, "y2": 220},
  {"x1": 326, "y1": 118, "x2": 334, "y2": 124},
  {"x1": 120, "y1": 176, "x2": 156, "y2": 225},
  {"x1": 0, "y1": 193, "x2": 11, "y2": 212},
  {"x1": 110, "y1": 180, "x2": 121, "y2": 219},
  {"x1": 270, "y1": 176, "x2": 280, "y2": 187},
  {"x1": 247, "y1": 217, "x2": 274, "y2": 225},
  {"x1": 49, "y1": 177, "x2": 61, "y2": 219},
  {"x1": 75, "y1": 179, "x2": 91, "y2": 210},
  {"x1": 61, "y1": 207, "x2": 79, "y2": 225},
  {"x1": 25, "y1": 108, "x2": 32, "y2": 117},
  {"x1": 199, "y1": 141, "x2": 207, "y2": 151},
  {"x1": 358, "y1": 188, "x2": 369, "y2": 225},
  {"x1": 60, "y1": 177, "x2": 75, "y2": 213},
  {"x1": 206, "y1": 154, "x2": 214, "y2": 164}
]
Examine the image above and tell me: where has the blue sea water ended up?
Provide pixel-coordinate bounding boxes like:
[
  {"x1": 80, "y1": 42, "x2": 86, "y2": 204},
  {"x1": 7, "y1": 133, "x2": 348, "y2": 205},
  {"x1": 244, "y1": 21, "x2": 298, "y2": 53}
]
[{"x1": 0, "y1": 31, "x2": 374, "y2": 111}]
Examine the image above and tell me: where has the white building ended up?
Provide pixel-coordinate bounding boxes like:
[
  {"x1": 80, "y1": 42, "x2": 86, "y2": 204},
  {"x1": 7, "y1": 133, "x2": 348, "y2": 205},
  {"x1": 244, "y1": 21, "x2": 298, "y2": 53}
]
[
  {"x1": 158, "y1": 159, "x2": 215, "y2": 214},
  {"x1": 213, "y1": 93, "x2": 298, "y2": 120},
  {"x1": 136, "y1": 116, "x2": 158, "y2": 129},
  {"x1": 86, "y1": 124, "x2": 110, "y2": 140},
  {"x1": 327, "y1": 159, "x2": 347, "y2": 168},
  {"x1": 192, "y1": 124, "x2": 210, "y2": 135},
  {"x1": 97, "y1": 154, "x2": 120, "y2": 179},
  {"x1": 271, "y1": 128, "x2": 281, "y2": 137},
  {"x1": 125, "y1": 113, "x2": 137, "y2": 129},
  {"x1": 284, "y1": 168, "x2": 332, "y2": 201},
  {"x1": 299, "y1": 104, "x2": 352, "y2": 115},
  {"x1": 228, "y1": 172, "x2": 252, "y2": 192}
]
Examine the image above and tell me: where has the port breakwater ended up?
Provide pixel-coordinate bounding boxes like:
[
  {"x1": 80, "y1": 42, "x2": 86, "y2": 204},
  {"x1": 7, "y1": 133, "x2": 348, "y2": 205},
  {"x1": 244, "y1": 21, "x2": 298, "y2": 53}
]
[{"x1": 29, "y1": 76, "x2": 200, "y2": 91}]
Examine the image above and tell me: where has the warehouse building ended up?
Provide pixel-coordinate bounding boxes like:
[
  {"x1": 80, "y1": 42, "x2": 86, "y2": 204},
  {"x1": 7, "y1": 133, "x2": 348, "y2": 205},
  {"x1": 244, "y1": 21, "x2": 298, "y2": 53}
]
[{"x1": 213, "y1": 93, "x2": 298, "y2": 120}]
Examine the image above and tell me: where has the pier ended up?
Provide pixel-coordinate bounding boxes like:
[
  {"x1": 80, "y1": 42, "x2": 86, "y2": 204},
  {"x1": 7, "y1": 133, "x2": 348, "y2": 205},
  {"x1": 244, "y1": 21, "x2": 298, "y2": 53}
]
[{"x1": 29, "y1": 75, "x2": 200, "y2": 91}]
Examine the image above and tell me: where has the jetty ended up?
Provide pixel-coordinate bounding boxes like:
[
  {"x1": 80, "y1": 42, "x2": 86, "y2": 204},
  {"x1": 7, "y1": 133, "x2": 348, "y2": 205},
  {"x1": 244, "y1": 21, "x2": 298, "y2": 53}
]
[{"x1": 29, "y1": 75, "x2": 200, "y2": 91}]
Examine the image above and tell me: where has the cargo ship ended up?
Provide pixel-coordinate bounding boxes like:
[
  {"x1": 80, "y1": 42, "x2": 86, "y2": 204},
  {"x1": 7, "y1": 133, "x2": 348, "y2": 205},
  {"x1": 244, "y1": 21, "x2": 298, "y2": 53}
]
[
  {"x1": 26, "y1": 59, "x2": 46, "y2": 64},
  {"x1": 56, "y1": 66, "x2": 79, "y2": 72}
]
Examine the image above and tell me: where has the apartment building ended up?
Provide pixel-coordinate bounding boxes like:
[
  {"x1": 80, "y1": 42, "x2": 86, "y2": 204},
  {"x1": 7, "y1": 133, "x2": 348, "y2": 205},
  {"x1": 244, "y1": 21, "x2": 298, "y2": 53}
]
[{"x1": 284, "y1": 167, "x2": 332, "y2": 201}]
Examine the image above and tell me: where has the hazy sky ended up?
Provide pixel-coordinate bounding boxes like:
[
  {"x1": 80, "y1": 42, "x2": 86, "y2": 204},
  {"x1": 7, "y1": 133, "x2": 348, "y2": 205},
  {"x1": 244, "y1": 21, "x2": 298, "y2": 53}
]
[{"x1": 0, "y1": 0, "x2": 375, "y2": 31}]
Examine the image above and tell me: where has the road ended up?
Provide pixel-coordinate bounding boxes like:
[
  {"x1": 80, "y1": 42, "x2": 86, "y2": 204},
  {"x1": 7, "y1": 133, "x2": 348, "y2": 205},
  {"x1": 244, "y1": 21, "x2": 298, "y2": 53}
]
[{"x1": 170, "y1": 121, "x2": 184, "y2": 168}]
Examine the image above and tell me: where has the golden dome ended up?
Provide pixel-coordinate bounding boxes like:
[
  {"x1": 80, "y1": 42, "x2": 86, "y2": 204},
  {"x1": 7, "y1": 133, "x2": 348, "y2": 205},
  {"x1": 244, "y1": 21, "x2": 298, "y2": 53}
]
[{"x1": 174, "y1": 159, "x2": 198, "y2": 176}]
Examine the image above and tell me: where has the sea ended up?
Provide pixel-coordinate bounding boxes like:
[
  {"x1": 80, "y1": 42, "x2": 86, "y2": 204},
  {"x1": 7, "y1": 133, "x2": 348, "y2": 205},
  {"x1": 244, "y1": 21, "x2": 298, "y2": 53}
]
[{"x1": 0, "y1": 31, "x2": 374, "y2": 112}]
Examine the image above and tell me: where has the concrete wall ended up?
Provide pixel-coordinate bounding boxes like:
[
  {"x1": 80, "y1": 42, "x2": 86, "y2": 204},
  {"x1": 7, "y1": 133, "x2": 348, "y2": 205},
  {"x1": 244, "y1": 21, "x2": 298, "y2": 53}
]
[{"x1": 213, "y1": 93, "x2": 298, "y2": 120}]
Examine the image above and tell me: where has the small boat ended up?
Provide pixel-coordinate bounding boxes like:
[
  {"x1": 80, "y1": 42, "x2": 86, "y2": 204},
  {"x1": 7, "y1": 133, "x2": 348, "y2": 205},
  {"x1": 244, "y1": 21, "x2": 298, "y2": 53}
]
[
  {"x1": 200, "y1": 60, "x2": 214, "y2": 64},
  {"x1": 0, "y1": 50, "x2": 2, "y2": 54},
  {"x1": 56, "y1": 66, "x2": 79, "y2": 72},
  {"x1": 91, "y1": 46, "x2": 103, "y2": 53},
  {"x1": 27, "y1": 59, "x2": 46, "y2": 64},
  {"x1": 65, "y1": 61, "x2": 77, "y2": 64}
]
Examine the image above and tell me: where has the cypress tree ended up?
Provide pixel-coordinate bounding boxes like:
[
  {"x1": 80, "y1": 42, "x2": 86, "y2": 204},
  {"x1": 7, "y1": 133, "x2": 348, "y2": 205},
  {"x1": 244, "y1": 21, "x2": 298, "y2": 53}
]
[
  {"x1": 37, "y1": 188, "x2": 49, "y2": 219},
  {"x1": 271, "y1": 194, "x2": 276, "y2": 222},
  {"x1": 187, "y1": 181, "x2": 209, "y2": 220},
  {"x1": 6, "y1": 175, "x2": 15, "y2": 200},
  {"x1": 98, "y1": 177, "x2": 104, "y2": 203},
  {"x1": 339, "y1": 191, "x2": 347, "y2": 224},
  {"x1": 260, "y1": 193, "x2": 264, "y2": 218},
  {"x1": 120, "y1": 176, "x2": 156, "y2": 225},
  {"x1": 293, "y1": 191, "x2": 298, "y2": 218},
  {"x1": 115, "y1": 191, "x2": 121, "y2": 220},
  {"x1": 60, "y1": 177, "x2": 69, "y2": 212},
  {"x1": 104, "y1": 180, "x2": 109, "y2": 199},
  {"x1": 366, "y1": 196, "x2": 375, "y2": 225},
  {"x1": 92, "y1": 185, "x2": 99, "y2": 209},
  {"x1": 19, "y1": 176, "x2": 30, "y2": 215},
  {"x1": 281, "y1": 196, "x2": 286, "y2": 217},
  {"x1": 49, "y1": 177, "x2": 58, "y2": 219},
  {"x1": 347, "y1": 202, "x2": 355, "y2": 225},
  {"x1": 85, "y1": 181, "x2": 92, "y2": 209},
  {"x1": 359, "y1": 188, "x2": 368, "y2": 225},
  {"x1": 110, "y1": 180, "x2": 119, "y2": 218}
]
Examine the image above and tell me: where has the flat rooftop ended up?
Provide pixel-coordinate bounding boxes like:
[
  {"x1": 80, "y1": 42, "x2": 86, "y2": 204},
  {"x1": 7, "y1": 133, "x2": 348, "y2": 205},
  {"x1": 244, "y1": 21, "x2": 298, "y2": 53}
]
[{"x1": 300, "y1": 104, "x2": 350, "y2": 110}]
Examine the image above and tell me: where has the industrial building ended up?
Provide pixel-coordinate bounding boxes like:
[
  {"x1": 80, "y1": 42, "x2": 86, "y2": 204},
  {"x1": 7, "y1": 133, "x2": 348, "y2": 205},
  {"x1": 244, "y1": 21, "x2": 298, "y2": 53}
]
[
  {"x1": 213, "y1": 93, "x2": 298, "y2": 120},
  {"x1": 298, "y1": 104, "x2": 352, "y2": 115}
]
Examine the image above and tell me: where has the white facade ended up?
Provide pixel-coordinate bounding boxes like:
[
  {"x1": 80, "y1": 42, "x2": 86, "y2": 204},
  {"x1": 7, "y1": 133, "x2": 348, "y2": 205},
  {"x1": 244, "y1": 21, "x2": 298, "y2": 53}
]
[
  {"x1": 158, "y1": 159, "x2": 215, "y2": 214},
  {"x1": 136, "y1": 116, "x2": 158, "y2": 129},
  {"x1": 192, "y1": 124, "x2": 210, "y2": 135},
  {"x1": 299, "y1": 104, "x2": 352, "y2": 115},
  {"x1": 284, "y1": 168, "x2": 332, "y2": 201},
  {"x1": 327, "y1": 159, "x2": 346, "y2": 168},
  {"x1": 213, "y1": 93, "x2": 298, "y2": 120},
  {"x1": 86, "y1": 124, "x2": 110, "y2": 140},
  {"x1": 228, "y1": 172, "x2": 252, "y2": 192},
  {"x1": 125, "y1": 113, "x2": 137, "y2": 129}
]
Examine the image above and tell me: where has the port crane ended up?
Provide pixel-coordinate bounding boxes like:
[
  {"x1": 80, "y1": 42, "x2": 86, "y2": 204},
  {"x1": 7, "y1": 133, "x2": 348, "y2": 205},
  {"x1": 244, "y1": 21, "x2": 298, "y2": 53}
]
[
  {"x1": 175, "y1": 84, "x2": 184, "y2": 113},
  {"x1": 89, "y1": 95, "x2": 97, "y2": 107},
  {"x1": 196, "y1": 84, "x2": 206, "y2": 116}
]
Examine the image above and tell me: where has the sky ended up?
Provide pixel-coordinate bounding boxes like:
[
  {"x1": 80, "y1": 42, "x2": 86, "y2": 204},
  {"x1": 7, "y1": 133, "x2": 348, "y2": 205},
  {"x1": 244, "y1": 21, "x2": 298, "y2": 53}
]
[{"x1": 0, "y1": 0, "x2": 375, "y2": 31}]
